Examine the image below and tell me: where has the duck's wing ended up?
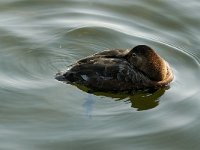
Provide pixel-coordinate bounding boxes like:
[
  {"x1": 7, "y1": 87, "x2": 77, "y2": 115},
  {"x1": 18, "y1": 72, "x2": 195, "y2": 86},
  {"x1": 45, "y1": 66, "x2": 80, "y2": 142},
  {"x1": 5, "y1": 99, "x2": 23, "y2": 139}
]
[
  {"x1": 93, "y1": 48, "x2": 130, "y2": 57},
  {"x1": 63, "y1": 57, "x2": 152, "y2": 91},
  {"x1": 76, "y1": 49, "x2": 130, "y2": 65}
]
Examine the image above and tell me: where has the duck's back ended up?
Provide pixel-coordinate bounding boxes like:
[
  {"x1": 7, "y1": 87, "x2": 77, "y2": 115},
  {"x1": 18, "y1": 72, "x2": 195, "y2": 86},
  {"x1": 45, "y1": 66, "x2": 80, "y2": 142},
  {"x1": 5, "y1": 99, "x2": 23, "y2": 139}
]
[{"x1": 60, "y1": 49, "x2": 152, "y2": 91}]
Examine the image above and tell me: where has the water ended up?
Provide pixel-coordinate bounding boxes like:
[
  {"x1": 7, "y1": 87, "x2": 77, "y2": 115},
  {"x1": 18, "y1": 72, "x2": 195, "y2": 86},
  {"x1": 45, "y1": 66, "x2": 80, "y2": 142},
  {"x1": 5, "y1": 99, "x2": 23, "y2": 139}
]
[{"x1": 1, "y1": 0, "x2": 200, "y2": 150}]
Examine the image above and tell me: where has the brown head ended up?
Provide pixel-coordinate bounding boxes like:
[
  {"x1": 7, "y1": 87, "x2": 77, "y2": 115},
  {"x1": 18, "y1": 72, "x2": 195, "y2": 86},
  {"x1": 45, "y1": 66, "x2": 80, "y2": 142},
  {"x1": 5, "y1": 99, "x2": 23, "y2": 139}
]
[{"x1": 126, "y1": 45, "x2": 167, "y2": 81}]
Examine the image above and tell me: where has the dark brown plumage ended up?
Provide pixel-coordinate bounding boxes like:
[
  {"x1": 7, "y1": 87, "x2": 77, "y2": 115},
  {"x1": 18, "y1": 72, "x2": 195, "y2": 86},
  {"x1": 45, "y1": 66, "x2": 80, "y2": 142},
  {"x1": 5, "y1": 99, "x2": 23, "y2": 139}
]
[{"x1": 55, "y1": 45, "x2": 173, "y2": 91}]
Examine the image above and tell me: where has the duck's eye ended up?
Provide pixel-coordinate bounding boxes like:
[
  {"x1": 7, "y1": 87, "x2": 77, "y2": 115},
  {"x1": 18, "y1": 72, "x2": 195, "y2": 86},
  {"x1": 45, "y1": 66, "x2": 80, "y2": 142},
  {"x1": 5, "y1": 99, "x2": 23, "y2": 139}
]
[{"x1": 132, "y1": 53, "x2": 137, "y2": 57}]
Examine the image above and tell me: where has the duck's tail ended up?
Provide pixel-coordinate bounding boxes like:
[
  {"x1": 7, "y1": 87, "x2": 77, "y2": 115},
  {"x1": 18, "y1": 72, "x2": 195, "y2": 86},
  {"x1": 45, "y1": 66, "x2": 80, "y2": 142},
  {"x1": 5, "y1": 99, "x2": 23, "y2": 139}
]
[{"x1": 55, "y1": 71, "x2": 83, "y2": 83}]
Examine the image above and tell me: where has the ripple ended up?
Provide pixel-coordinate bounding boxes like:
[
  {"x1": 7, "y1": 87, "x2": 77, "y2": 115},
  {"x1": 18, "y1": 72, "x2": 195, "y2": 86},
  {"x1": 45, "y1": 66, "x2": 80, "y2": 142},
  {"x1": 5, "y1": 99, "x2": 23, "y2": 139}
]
[
  {"x1": 1, "y1": 1, "x2": 200, "y2": 149},
  {"x1": 52, "y1": 24, "x2": 200, "y2": 135},
  {"x1": 0, "y1": 74, "x2": 56, "y2": 90}
]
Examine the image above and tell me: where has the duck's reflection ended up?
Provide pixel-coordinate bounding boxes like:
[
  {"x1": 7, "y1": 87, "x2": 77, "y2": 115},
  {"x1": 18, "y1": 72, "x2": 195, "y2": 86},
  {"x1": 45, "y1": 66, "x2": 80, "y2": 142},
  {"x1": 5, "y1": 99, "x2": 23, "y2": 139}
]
[
  {"x1": 82, "y1": 94, "x2": 95, "y2": 118},
  {"x1": 128, "y1": 88, "x2": 166, "y2": 111},
  {"x1": 76, "y1": 84, "x2": 168, "y2": 112}
]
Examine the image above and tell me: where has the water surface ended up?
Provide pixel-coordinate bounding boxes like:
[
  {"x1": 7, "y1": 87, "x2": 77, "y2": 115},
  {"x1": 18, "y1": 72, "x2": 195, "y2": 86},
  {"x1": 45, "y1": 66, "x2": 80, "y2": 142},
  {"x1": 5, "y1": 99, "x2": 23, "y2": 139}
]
[{"x1": 1, "y1": 0, "x2": 200, "y2": 150}]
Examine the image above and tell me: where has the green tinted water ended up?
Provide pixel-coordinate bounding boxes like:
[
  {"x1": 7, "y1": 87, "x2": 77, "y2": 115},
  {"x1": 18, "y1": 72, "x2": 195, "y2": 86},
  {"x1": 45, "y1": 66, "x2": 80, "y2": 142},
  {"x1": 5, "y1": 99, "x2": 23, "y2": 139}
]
[{"x1": 1, "y1": 0, "x2": 200, "y2": 150}]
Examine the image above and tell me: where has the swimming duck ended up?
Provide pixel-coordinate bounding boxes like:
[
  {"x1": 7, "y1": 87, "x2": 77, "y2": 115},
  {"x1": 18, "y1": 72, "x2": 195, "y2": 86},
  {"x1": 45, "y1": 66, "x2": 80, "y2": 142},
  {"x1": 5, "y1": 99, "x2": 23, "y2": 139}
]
[{"x1": 55, "y1": 45, "x2": 173, "y2": 91}]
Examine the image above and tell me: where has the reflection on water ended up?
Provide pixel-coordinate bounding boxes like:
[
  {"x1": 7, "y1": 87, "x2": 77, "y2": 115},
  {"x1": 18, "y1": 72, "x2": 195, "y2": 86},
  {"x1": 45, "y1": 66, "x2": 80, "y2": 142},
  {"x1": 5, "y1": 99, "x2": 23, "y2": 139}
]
[
  {"x1": 1, "y1": 0, "x2": 200, "y2": 150},
  {"x1": 129, "y1": 88, "x2": 166, "y2": 111},
  {"x1": 77, "y1": 84, "x2": 167, "y2": 111},
  {"x1": 83, "y1": 94, "x2": 95, "y2": 118}
]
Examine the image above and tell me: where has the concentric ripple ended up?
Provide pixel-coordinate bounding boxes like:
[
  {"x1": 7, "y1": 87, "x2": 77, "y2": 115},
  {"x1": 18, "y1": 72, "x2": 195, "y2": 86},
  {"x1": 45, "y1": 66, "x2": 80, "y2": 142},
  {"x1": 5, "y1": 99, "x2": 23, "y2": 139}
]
[{"x1": 1, "y1": 0, "x2": 200, "y2": 150}]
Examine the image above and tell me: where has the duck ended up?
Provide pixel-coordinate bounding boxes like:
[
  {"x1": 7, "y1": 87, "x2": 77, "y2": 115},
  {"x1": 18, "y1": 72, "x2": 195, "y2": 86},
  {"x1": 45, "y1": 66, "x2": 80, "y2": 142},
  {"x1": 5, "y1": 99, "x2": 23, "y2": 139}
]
[{"x1": 55, "y1": 45, "x2": 173, "y2": 92}]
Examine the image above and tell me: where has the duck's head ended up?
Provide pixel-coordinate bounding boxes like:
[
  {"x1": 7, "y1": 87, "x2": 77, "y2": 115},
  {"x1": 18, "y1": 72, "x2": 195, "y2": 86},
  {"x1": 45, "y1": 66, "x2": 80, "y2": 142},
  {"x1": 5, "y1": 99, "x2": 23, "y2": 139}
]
[{"x1": 126, "y1": 45, "x2": 168, "y2": 81}]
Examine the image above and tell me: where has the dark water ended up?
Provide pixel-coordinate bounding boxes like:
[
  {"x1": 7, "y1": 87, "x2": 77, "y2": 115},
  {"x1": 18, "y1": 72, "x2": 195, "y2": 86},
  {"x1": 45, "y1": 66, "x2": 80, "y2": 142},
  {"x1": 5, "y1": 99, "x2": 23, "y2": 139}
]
[{"x1": 1, "y1": 0, "x2": 200, "y2": 150}]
